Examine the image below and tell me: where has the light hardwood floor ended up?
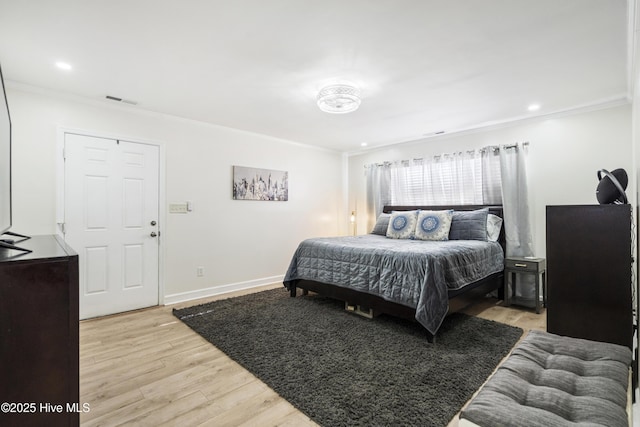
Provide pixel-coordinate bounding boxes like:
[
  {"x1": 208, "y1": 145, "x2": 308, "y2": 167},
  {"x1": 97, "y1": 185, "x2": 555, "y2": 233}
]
[{"x1": 80, "y1": 284, "x2": 546, "y2": 427}]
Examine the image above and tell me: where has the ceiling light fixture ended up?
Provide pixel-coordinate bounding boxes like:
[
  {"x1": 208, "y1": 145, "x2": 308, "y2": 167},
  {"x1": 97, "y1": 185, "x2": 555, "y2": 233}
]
[
  {"x1": 317, "y1": 84, "x2": 361, "y2": 114},
  {"x1": 528, "y1": 104, "x2": 540, "y2": 111}
]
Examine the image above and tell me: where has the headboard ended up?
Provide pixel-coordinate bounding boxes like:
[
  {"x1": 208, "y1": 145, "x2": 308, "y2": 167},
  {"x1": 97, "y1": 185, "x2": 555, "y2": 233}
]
[{"x1": 382, "y1": 204, "x2": 506, "y2": 253}]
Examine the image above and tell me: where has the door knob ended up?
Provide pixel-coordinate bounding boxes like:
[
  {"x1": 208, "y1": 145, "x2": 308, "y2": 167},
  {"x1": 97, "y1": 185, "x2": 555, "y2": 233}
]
[
  {"x1": 150, "y1": 232, "x2": 157, "y2": 237},
  {"x1": 150, "y1": 220, "x2": 157, "y2": 226}
]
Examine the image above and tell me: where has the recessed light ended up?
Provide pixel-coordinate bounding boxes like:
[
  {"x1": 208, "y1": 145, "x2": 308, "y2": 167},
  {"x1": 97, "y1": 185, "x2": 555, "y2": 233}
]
[
  {"x1": 360, "y1": 142, "x2": 368, "y2": 147},
  {"x1": 527, "y1": 104, "x2": 540, "y2": 111},
  {"x1": 55, "y1": 61, "x2": 72, "y2": 71}
]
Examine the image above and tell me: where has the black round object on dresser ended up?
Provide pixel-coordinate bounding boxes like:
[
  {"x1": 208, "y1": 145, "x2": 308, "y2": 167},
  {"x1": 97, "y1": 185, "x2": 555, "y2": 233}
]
[{"x1": 596, "y1": 168, "x2": 628, "y2": 204}]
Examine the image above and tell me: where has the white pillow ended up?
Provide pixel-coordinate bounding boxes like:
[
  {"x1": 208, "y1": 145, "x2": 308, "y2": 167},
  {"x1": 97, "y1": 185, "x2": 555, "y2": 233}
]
[
  {"x1": 386, "y1": 210, "x2": 418, "y2": 239},
  {"x1": 487, "y1": 214, "x2": 503, "y2": 242},
  {"x1": 415, "y1": 210, "x2": 453, "y2": 241}
]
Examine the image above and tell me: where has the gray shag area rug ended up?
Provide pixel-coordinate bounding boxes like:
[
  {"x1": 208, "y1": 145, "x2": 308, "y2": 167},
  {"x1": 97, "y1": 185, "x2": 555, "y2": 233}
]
[{"x1": 173, "y1": 288, "x2": 522, "y2": 427}]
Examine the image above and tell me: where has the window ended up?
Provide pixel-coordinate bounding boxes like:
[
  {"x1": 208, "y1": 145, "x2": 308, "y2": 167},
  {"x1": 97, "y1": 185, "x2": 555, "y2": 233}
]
[{"x1": 366, "y1": 148, "x2": 502, "y2": 219}]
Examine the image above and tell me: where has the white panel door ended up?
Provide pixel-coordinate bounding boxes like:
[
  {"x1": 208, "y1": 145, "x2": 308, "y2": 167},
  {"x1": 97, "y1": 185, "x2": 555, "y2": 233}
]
[{"x1": 64, "y1": 133, "x2": 159, "y2": 319}]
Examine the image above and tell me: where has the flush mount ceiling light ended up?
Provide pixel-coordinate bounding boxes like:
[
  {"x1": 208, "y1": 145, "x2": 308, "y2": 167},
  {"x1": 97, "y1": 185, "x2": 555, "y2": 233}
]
[{"x1": 317, "y1": 84, "x2": 361, "y2": 114}]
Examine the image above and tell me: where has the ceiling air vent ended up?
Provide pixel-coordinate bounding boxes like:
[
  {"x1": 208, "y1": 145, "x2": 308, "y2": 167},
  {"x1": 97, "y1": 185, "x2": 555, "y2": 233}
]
[{"x1": 105, "y1": 95, "x2": 138, "y2": 105}]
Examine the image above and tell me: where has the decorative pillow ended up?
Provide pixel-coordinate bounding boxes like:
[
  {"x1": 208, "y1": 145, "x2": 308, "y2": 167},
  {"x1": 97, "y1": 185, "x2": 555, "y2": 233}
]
[
  {"x1": 487, "y1": 214, "x2": 503, "y2": 242},
  {"x1": 386, "y1": 210, "x2": 418, "y2": 239},
  {"x1": 449, "y1": 208, "x2": 489, "y2": 241},
  {"x1": 371, "y1": 213, "x2": 391, "y2": 236},
  {"x1": 415, "y1": 210, "x2": 453, "y2": 241}
]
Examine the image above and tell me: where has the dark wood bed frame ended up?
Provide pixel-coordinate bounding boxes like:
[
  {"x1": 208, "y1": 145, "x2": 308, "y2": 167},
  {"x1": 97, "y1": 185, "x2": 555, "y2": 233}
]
[{"x1": 286, "y1": 205, "x2": 506, "y2": 340}]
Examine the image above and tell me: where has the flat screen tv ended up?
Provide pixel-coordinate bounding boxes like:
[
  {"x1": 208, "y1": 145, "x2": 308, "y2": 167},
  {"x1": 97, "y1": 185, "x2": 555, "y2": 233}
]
[{"x1": 0, "y1": 62, "x2": 30, "y2": 253}]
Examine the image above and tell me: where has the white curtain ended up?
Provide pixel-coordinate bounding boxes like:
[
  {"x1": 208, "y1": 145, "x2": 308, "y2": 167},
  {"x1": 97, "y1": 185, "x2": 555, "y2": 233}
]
[
  {"x1": 482, "y1": 147, "x2": 503, "y2": 203},
  {"x1": 499, "y1": 144, "x2": 533, "y2": 257},
  {"x1": 500, "y1": 143, "x2": 534, "y2": 299},
  {"x1": 365, "y1": 148, "x2": 503, "y2": 232},
  {"x1": 365, "y1": 163, "x2": 391, "y2": 232}
]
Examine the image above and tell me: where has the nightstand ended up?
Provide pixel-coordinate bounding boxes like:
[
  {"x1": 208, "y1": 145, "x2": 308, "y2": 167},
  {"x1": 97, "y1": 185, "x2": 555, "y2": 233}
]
[{"x1": 504, "y1": 257, "x2": 546, "y2": 314}]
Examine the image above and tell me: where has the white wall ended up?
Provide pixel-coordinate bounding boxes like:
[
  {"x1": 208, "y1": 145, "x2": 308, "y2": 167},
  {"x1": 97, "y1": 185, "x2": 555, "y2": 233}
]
[
  {"x1": 348, "y1": 103, "x2": 633, "y2": 258},
  {"x1": 7, "y1": 86, "x2": 345, "y2": 301},
  {"x1": 8, "y1": 84, "x2": 632, "y2": 302}
]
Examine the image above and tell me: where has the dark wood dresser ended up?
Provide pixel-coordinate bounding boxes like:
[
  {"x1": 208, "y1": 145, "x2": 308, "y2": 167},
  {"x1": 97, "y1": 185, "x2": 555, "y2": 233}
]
[
  {"x1": 0, "y1": 235, "x2": 79, "y2": 427},
  {"x1": 546, "y1": 205, "x2": 632, "y2": 349}
]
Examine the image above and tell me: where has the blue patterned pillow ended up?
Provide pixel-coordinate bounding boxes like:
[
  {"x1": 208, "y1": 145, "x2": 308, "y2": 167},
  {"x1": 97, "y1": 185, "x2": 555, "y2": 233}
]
[
  {"x1": 386, "y1": 211, "x2": 418, "y2": 239},
  {"x1": 415, "y1": 210, "x2": 453, "y2": 241}
]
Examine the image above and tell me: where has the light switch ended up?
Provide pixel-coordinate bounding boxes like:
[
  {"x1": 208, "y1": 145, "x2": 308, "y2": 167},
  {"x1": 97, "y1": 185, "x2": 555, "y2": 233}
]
[{"x1": 169, "y1": 203, "x2": 188, "y2": 213}]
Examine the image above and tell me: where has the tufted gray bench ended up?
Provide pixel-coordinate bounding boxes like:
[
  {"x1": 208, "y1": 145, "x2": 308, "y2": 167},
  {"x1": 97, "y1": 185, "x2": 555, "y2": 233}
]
[{"x1": 459, "y1": 330, "x2": 632, "y2": 427}]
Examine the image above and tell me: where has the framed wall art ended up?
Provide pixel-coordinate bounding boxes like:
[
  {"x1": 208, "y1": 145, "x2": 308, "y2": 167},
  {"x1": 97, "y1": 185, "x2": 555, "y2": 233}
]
[{"x1": 232, "y1": 165, "x2": 288, "y2": 201}]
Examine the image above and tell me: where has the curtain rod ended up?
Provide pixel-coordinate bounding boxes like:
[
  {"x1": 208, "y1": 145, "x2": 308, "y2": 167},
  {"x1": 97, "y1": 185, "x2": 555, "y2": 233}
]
[
  {"x1": 364, "y1": 142, "x2": 529, "y2": 169},
  {"x1": 503, "y1": 141, "x2": 529, "y2": 149}
]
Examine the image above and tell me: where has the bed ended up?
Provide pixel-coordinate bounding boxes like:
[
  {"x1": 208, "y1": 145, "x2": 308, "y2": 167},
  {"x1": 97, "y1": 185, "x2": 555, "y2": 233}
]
[{"x1": 283, "y1": 205, "x2": 506, "y2": 340}]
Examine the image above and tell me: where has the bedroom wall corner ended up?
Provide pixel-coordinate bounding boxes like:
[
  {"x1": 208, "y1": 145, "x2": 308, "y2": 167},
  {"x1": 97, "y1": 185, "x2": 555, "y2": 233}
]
[
  {"x1": 347, "y1": 103, "x2": 633, "y2": 259},
  {"x1": 6, "y1": 85, "x2": 345, "y2": 302}
]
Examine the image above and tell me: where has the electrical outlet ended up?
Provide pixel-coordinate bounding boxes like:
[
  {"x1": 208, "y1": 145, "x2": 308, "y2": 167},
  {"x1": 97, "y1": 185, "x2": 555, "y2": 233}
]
[
  {"x1": 169, "y1": 203, "x2": 188, "y2": 213},
  {"x1": 196, "y1": 267, "x2": 204, "y2": 277}
]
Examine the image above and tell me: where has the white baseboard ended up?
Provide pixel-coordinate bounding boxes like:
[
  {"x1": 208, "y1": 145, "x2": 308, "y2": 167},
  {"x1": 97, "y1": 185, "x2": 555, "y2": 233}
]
[{"x1": 163, "y1": 275, "x2": 284, "y2": 305}]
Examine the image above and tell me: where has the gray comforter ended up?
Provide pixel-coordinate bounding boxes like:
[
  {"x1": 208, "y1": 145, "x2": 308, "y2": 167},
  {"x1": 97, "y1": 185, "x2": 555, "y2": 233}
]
[{"x1": 283, "y1": 234, "x2": 504, "y2": 335}]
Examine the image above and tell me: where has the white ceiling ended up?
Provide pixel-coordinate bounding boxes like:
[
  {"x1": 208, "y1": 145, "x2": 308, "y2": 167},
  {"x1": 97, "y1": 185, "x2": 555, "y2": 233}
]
[{"x1": 0, "y1": 0, "x2": 630, "y2": 152}]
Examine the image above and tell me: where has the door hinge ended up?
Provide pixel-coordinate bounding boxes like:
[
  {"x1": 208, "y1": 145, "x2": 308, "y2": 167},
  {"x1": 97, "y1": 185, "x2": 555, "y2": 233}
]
[{"x1": 57, "y1": 222, "x2": 66, "y2": 234}]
